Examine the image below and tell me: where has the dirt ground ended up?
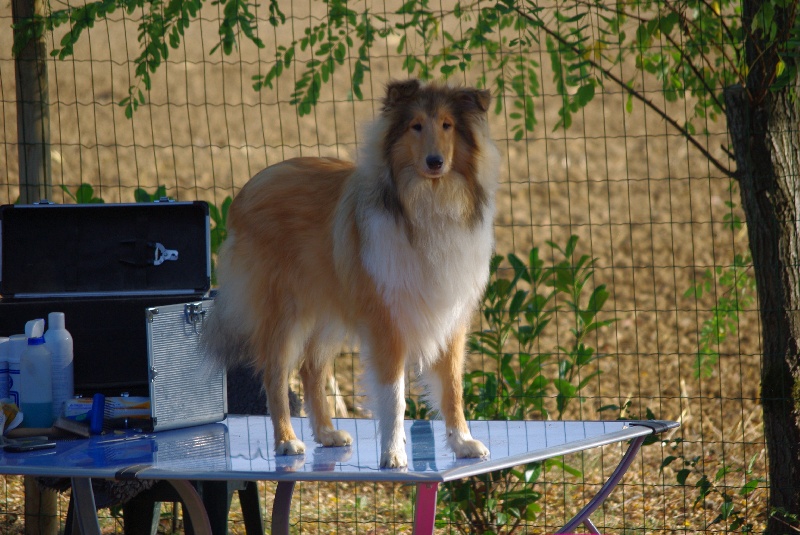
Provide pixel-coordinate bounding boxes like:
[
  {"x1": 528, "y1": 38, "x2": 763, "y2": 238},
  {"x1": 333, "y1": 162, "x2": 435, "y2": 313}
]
[{"x1": 0, "y1": 1, "x2": 764, "y2": 533}]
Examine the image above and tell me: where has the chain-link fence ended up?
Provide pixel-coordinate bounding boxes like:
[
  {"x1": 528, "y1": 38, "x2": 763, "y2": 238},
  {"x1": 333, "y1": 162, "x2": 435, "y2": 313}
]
[{"x1": 1, "y1": 0, "x2": 767, "y2": 533}]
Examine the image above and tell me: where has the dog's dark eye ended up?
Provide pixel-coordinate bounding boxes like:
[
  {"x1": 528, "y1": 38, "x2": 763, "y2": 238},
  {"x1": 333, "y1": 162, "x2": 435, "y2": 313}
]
[
  {"x1": 411, "y1": 124, "x2": 423, "y2": 132},
  {"x1": 442, "y1": 122, "x2": 452, "y2": 130}
]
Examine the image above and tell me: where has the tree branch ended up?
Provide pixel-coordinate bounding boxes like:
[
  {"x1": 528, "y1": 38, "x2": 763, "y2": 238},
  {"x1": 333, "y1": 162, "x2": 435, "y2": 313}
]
[
  {"x1": 659, "y1": 0, "x2": 742, "y2": 81},
  {"x1": 513, "y1": 5, "x2": 735, "y2": 179}
]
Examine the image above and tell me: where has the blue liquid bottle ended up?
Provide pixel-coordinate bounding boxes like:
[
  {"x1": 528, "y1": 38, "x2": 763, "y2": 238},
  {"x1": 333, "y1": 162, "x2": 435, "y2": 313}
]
[{"x1": 19, "y1": 319, "x2": 54, "y2": 428}]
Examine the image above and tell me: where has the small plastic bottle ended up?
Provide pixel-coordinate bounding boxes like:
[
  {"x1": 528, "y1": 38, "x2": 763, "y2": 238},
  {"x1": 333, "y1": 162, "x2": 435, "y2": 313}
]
[
  {"x1": 45, "y1": 312, "x2": 74, "y2": 420},
  {"x1": 19, "y1": 319, "x2": 54, "y2": 428}
]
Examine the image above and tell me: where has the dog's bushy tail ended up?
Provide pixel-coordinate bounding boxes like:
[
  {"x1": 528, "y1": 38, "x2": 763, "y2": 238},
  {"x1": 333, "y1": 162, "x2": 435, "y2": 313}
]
[{"x1": 201, "y1": 290, "x2": 252, "y2": 371}]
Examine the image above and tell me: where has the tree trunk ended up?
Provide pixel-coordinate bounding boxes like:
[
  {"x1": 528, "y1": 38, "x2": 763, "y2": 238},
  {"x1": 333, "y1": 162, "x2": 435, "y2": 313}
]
[
  {"x1": 725, "y1": 71, "x2": 800, "y2": 531},
  {"x1": 727, "y1": 2, "x2": 800, "y2": 531},
  {"x1": 12, "y1": 0, "x2": 51, "y2": 203}
]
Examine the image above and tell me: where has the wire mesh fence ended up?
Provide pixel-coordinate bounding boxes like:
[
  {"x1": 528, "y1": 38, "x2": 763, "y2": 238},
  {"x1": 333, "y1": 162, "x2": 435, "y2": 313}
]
[{"x1": 0, "y1": 0, "x2": 766, "y2": 533}]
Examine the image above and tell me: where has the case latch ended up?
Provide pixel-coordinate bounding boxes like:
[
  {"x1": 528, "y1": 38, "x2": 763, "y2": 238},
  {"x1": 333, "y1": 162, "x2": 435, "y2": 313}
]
[
  {"x1": 184, "y1": 303, "x2": 206, "y2": 334},
  {"x1": 153, "y1": 242, "x2": 179, "y2": 265}
]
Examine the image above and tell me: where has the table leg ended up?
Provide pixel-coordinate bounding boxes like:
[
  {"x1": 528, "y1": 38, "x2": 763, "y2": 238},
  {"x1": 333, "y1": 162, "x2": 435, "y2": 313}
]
[
  {"x1": 272, "y1": 481, "x2": 295, "y2": 535},
  {"x1": 581, "y1": 517, "x2": 602, "y2": 534},
  {"x1": 70, "y1": 478, "x2": 101, "y2": 535},
  {"x1": 412, "y1": 482, "x2": 439, "y2": 535},
  {"x1": 163, "y1": 480, "x2": 212, "y2": 535},
  {"x1": 555, "y1": 435, "x2": 647, "y2": 534}
]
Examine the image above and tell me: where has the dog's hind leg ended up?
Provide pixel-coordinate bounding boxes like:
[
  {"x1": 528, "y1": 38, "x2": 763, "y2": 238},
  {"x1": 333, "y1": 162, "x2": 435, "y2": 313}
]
[
  {"x1": 259, "y1": 326, "x2": 306, "y2": 456},
  {"x1": 265, "y1": 366, "x2": 306, "y2": 455},
  {"x1": 265, "y1": 367, "x2": 306, "y2": 455},
  {"x1": 300, "y1": 352, "x2": 352, "y2": 447},
  {"x1": 430, "y1": 326, "x2": 489, "y2": 459}
]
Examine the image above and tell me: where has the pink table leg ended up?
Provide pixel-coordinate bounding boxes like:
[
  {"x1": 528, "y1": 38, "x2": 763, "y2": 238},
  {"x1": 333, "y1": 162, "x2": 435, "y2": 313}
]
[{"x1": 413, "y1": 482, "x2": 439, "y2": 535}]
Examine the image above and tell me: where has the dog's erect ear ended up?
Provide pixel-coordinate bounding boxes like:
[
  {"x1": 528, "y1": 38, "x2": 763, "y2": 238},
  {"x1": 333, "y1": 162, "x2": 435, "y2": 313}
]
[
  {"x1": 456, "y1": 88, "x2": 492, "y2": 113},
  {"x1": 474, "y1": 89, "x2": 492, "y2": 113},
  {"x1": 383, "y1": 79, "x2": 421, "y2": 111}
]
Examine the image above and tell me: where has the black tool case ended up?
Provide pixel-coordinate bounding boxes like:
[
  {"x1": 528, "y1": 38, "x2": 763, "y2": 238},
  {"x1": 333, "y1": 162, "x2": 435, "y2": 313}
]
[
  {"x1": 0, "y1": 202, "x2": 226, "y2": 430},
  {"x1": 0, "y1": 202, "x2": 210, "y2": 298}
]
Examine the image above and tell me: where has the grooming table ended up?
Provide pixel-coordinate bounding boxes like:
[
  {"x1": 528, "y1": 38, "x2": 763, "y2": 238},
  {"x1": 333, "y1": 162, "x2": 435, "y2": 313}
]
[{"x1": 0, "y1": 416, "x2": 678, "y2": 534}]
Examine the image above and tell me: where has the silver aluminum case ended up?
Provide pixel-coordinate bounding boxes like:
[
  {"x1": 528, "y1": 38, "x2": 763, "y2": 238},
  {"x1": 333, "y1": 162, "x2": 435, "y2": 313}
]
[{"x1": 145, "y1": 300, "x2": 227, "y2": 432}]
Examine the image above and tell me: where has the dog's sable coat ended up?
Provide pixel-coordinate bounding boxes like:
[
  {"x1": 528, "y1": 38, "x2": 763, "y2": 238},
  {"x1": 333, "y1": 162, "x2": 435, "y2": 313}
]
[{"x1": 203, "y1": 79, "x2": 500, "y2": 468}]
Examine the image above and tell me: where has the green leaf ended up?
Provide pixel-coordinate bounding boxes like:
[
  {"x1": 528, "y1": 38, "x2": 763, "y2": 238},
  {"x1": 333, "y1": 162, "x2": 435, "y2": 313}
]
[
  {"x1": 676, "y1": 468, "x2": 691, "y2": 485},
  {"x1": 523, "y1": 462, "x2": 542, "y2": 483},
  {"x1": 739, "y1": 478, "x2": 762, "y2": 496},
  {"x1": 134, "y1": 185, "x2": 167, "y2": 203},
  {"x1": 586, "y1": 284, "x2": 609, "y2": 316},
  {"x1": 575, "y1": 82, "x2": 595, "y2": 105},
  {"x1": 715, "y1": 465, "x2": 732, "y2": 481},
  {"x1": 508, "y1": 290, "x2": 527, "y2": 319},
  {"x1": 553, "y1": 378, "x2": 577, "y2": 398},
  {"x1": 660, "y1": 455, "x2": 679, "y2": 470},
  {"x1": 507, "y1": 253, "x2": 529, "y2": 285},
  {"x1": 718, "y1": 500, "x2": 735, "y2": 520}
]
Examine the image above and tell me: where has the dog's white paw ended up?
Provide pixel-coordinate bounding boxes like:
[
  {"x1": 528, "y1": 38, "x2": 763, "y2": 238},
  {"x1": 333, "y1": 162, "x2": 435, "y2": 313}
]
[
  {"x1": 275, "y1": 439, "x2": 306, "y2": 456},
  {"x1": 448, "y1": 430, "x2": 489, "y2": 459},
  {"x1": 380, "y1": 449, "x2": 408, "y2": 469},
  {"x1": 317, "y1": 428, "x2": 353, "y2": 447},
  {"x1": 453, "y1": 439, "x2": 489, "y2": 459}
]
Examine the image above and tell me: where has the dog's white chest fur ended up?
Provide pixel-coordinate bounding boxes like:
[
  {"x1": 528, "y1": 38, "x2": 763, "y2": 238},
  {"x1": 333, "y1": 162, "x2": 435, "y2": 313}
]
[{"x1": 360, "y1": 206, "x2": 494, "y2": 366}]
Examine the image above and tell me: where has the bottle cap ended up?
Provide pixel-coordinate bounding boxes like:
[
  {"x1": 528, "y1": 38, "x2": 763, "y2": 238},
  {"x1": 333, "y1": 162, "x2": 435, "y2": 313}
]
[
  {"x1": 25, "y1": 319, "x2": 46, "y2": 345},
  {"x1": 48, "y1": 312, "x2": 66, "y2": 330}
]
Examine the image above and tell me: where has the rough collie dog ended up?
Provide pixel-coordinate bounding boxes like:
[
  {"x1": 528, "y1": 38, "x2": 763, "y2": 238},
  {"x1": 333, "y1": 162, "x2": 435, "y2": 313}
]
[{"x1": 203, "y1": 79, "x2": 500, "y2": 468}]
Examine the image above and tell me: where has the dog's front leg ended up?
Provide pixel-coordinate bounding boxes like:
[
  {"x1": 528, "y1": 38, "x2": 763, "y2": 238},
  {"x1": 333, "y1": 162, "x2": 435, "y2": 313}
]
[
  {"x1": 364, "y1": 334, "x2": 408, "y2": 469},
  {"x1": 373, "y1": 368, "x2": 407, "y2": 468},
  {"x1": 432, "y1": 326, "x2": 489, "y2": 459}
]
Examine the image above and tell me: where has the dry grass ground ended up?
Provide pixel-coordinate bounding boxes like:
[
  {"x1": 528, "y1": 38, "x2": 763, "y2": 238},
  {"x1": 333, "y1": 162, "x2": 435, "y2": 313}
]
[{"x1": 0, "y1": 1, "x2": 765, "y2": 533}]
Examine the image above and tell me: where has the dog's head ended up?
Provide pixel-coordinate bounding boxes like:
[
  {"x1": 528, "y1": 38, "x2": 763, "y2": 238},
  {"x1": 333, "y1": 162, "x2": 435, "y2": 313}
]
[{"x1": 381, "y1": 79, "x2": 491, "y2": 180}]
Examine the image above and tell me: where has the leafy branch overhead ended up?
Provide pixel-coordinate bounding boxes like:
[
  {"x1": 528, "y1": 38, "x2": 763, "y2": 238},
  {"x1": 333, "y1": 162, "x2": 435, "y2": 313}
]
[
  {"x1": 15, "y1": 0, "x2": 797, "y2": 168},
  {"x1": 13, "y1": 0, "x2": 271, "y2": 117}
]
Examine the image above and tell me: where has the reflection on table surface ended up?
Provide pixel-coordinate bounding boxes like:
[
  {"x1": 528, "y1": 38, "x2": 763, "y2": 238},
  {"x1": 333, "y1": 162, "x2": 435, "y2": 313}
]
[{"x1": 0, "y1": 416, "x2": 677, "y2": 483}]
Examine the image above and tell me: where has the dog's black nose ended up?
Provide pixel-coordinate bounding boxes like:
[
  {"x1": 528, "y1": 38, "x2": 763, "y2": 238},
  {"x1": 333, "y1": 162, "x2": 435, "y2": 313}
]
[{"x1": 426, "y1": 155, "x2": 444, "y2": 170}]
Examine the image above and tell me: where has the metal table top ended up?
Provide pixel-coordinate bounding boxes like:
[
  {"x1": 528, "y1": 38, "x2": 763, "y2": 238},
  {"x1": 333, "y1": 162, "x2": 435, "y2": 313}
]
[{"x1": 0, "y1": 416, "x2": 677, "y2": 483}]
